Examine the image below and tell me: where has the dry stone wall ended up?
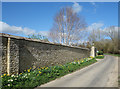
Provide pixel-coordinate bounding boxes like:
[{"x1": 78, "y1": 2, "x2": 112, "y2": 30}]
[{"x1": 0, "y1": 33, "x2": 90, "y2": 74}]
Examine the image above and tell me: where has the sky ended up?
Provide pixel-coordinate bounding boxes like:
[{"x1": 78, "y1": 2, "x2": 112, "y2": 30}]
[{"x1": 1, "y1": 2, "x2": 118, "y2": 39}]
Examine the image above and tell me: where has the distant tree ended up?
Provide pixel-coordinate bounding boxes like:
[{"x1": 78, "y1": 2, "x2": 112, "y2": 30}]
[
  {"x1": 28, "y1": 33, "x2": 49, "y2": 42},
  {"x1": 87, "y1": 25, "x2": 120, "y2": 54},
  {"x1": 86, "y1": 42, "x2": 91, "y2": 48},
  {"x1": 88, "y1": 28, "x2": 105, "y2": 44},
  {"x1": 104, "y1": 26, "x2": 118, "y2": 41},
  {"x1": 49, "y1": 7, "x2": 87, "y2": 45},
  {"x1": 103, "y1": 26, "x2": 119, "y2": 53}
]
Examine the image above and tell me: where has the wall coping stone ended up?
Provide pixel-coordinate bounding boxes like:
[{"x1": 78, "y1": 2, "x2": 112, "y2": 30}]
[{"x1": 0, "y1": 33, "x2": 90, "y2": 50}]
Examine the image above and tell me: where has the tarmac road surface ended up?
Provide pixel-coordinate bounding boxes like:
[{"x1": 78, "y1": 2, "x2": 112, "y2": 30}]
[{"x1": 35, "y1": 55, "x2": 118, "y2": 88}]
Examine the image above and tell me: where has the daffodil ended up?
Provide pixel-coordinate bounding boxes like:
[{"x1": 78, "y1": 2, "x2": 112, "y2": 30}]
[
  {"x1": 27, "y1": 69, "x2": 30, "y2": 72},
  {"x1": 8, "y1": 84, "x2": 10, "y2": 86},
  {"x1": 39, "y1": 71, "x2": 42, "y2": 74},
  {"x1": 7, "y1": 74, "x2": 9, "y2": 76},
  {"x1": 11, "y1": 74, "x2": 15, "y2": 77},
  {"x1": 45, "y1": 67, "x2": 48, "y2": 70}
]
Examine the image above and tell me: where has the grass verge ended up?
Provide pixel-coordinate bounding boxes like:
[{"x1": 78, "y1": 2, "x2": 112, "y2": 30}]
[
  {"x1": 1, "y1": 57, "x2": 97, "y2": 89},
  {"x1": 104, "y1": 53, "x2": 120, "y2": 57},
  {"x1": 118, "y1": 76, "x2": 120, "y2": 86},
  {"x1": 95, "y1": 55, "x2": 104, "y2": 59}
]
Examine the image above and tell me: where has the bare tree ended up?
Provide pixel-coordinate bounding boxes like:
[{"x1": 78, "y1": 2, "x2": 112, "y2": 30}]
[
  {"x1": 88, "y1": 28, "x2": 105, "y2": 44},
  {"x1": 49, "y1": 7, "x2": 87, "y2": 45},
  {"x1": 88, "y1": 26, "x2": 119, "y2": 54},
  {"x1": 49, "y1": 27, "x2": 59, "y2": 43},
  {"x1": 103, "y1": 26, "x2": 119, "y2": 53},
  {"x1": 104, "y1": 26, "x2": 118, "y2": 41}
]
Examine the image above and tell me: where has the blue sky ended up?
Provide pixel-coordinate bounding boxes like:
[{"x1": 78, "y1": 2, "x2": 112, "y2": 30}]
[{"x1": 1, "y1": 2, "x2": 118, "y2": 38}]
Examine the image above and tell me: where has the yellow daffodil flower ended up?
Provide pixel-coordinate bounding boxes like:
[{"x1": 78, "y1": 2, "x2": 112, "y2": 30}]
[
  {"x1": 7, "y1": 74, "x2": 9, "y2": 76},
  {"x1": 27, "y1": 69, "x2": 30, "y2": 72},
  {"x1": 39, "y1": 71, "x2": 42, "y2": 74}
]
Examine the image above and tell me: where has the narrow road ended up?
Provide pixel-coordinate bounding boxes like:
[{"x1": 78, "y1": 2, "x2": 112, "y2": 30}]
[{"x1": 35, "y1": 55, "x2": 118, "y2": 88}]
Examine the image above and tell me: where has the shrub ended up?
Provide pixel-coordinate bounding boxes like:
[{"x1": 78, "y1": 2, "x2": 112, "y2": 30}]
[{"x1": 97, "y1": 51, "x2": 103, "y2": 55}]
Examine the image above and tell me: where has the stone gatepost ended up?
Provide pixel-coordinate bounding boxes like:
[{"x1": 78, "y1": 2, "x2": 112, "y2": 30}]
[{"x1": 90, "y1": 42, "x2": 95, "y2": 57}]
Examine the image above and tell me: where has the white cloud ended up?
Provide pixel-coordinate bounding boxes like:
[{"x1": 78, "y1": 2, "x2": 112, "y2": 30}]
[
  {"x1": 103, "y1": 26, "x2": 119, "y2": 35},
  {"x1": 0, "y1": 21, "x2": 36, "y2": 35},
  {"x1": 87, "y1": 23, "x2": 104, "y2": 31},
  {"x1": 0, "y1": 21, "x2": 50, "y2": 38},
  {"x1": 72, "y1": 2, "x2": 82, "y2": 13}
]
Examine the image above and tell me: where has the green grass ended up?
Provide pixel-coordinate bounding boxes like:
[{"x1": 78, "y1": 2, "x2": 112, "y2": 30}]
[
  {"x1": 95, "y1": 55, "x2": 104, "y2": 59},
  {"x1": 118, "y1": 76, "x2": 120, "y2": 86},
  {"x1": 1, "y1": 57, "x2": 97, "y2": 89},
  {"x1": 104, "y1": 53, "x2": 120, "y2": 57}
]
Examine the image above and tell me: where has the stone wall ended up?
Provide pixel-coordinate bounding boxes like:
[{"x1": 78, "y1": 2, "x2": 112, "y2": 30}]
[
  {"x1": 0, "y1": 33, "x2": 90, "y2": 74},
  {"x1": 0, "y1": 37, "x2": 7, "y2": 74}
]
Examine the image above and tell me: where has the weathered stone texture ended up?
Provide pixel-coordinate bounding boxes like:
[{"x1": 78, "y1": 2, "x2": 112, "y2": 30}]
[
  {"x1": 10, "y1": 38, "x2": 19, "y2": 74},
  {"x1": 0, "y1": 33, "x2": 90, "y2": 74},
  {"x1": 0, "y1": 37, "x2": 7, "y2": 74},
  {"x1": 19, "y1": 40, "x2": 90, "y2": 72}
]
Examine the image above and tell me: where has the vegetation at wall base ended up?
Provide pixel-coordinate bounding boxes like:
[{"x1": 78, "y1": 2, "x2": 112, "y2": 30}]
[
  {"x1": 95, "y1": 55, "x2": 104, "y2": 59},
  {"x1": 1, "y1": 57, "x2": 97, "y2": 89}
]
